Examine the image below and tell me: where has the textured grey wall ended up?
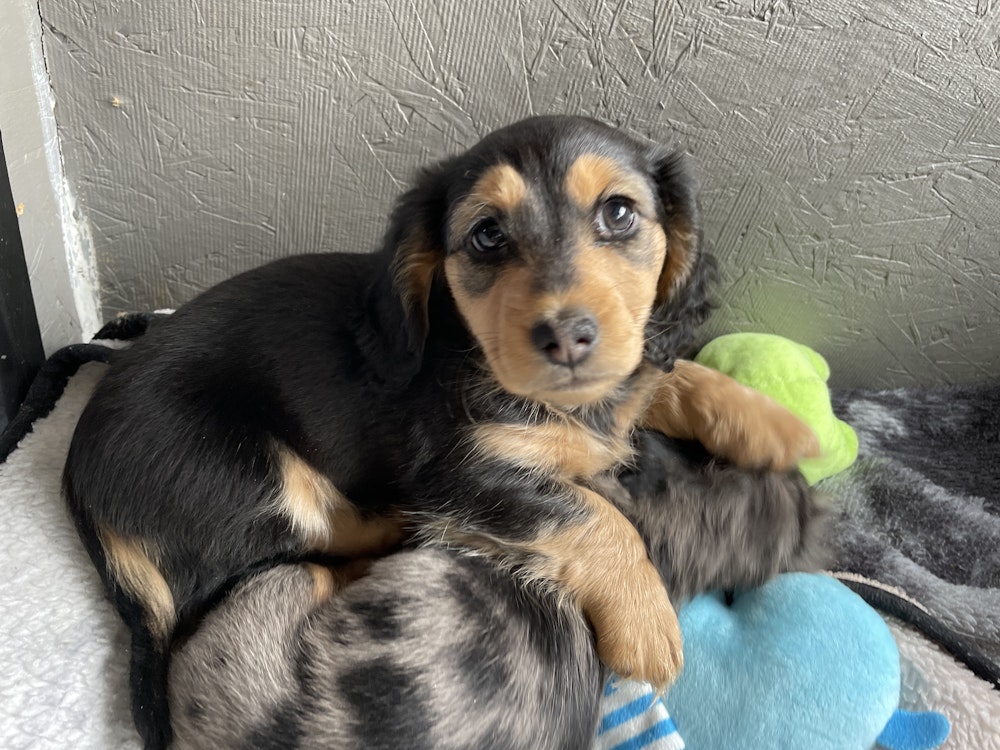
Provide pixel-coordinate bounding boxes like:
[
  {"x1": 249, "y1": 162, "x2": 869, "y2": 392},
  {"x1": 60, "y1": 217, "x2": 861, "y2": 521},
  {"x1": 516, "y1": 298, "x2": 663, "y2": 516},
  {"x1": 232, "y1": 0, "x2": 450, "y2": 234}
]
[{"x1": 37, "y1": 0, "x2": 1000, "y2": 387}]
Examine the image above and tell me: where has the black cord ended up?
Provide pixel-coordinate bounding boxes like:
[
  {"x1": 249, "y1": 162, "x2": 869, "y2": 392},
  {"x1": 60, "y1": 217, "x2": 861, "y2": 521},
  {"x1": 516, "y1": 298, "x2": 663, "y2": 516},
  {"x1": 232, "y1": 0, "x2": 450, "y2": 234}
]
[{"x1": 839, "y1": 576, "x2": 1000, "y2": 691}]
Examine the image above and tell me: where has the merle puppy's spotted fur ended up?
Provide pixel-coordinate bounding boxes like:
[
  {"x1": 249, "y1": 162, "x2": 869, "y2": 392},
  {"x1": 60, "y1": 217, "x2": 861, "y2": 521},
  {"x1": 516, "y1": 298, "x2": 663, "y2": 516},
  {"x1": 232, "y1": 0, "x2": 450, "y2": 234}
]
[
  {"x1": 168, "y1": 431, "x2": 829, "y2": 749},
  {"x1": 64, "y1": 116, "x2": 819, "y2": 749}
]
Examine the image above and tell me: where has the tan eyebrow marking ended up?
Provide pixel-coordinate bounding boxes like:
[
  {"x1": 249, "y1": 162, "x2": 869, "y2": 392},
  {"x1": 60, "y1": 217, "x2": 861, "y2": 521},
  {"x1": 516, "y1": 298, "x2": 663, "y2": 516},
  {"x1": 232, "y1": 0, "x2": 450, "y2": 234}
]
[
  {"x1": 449, "y1": 163, "x2": 528, "y2": 236},
  {"x1": 564, "y1": 153, "x2": 652, "y2": 213}
]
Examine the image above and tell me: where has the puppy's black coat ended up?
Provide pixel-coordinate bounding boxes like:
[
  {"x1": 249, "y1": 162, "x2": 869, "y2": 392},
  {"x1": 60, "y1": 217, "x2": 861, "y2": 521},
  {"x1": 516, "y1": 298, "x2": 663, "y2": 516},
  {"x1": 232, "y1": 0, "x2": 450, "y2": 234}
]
[{"x1": 64, "y1": 116, "x2": 819, "y2": 749}]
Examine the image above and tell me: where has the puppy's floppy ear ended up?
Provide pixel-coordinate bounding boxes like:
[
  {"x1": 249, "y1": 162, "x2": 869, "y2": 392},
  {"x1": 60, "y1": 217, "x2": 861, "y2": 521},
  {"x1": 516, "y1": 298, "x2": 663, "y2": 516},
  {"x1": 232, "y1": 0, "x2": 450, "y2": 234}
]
[
  {"x1": 643, "y1": 149, "x2": 717, "y2": 371},
  {"x1": 363, "y1": 159, "x2": 455, "y2": 387}
]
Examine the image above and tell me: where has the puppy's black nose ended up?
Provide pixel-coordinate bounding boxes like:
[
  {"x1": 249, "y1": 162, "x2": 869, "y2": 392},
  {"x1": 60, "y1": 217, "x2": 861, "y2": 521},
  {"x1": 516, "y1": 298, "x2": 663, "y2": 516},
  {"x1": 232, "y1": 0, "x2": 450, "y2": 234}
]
[{"x1": 531, "y1": 311, "x2": 599, "y2": 367}]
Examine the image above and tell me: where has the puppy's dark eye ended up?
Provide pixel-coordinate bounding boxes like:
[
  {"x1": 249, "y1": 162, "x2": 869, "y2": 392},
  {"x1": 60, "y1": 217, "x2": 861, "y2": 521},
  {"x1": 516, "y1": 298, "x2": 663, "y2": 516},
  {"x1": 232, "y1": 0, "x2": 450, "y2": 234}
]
[
  {"x1": 471, "y1": 218, "x2": 508, "y2": 254},
  {"x1": 597, "y1": 197, "x2": 635, "y2": 236}
]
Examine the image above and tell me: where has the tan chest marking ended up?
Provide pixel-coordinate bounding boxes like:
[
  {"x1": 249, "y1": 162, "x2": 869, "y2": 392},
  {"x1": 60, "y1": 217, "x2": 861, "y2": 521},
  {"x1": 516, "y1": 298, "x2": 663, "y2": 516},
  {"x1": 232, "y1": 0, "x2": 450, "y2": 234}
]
[
  {"x1": 473, "y1": 417, "x2": 629, "y2": 480},
  {"x1": 472, "y1": 368, "x2": 662, "y2": 479},
  {"x1": 275, "y1": 447, "x2": 404, "y2": 557}
]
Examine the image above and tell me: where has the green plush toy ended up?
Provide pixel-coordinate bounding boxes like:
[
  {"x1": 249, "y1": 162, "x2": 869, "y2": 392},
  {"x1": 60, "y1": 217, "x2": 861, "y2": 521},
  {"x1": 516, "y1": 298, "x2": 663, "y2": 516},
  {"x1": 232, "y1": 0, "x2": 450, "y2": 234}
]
[{"x1": 694, "y1": 333, "x2": 858, "y2": 484}]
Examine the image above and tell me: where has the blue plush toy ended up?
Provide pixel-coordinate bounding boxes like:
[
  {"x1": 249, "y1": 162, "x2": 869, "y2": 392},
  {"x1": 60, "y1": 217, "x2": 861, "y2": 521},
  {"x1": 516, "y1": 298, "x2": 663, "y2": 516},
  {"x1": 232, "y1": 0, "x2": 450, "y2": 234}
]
[{"x1": 665, "y1": 574, "x2": 950, "y2": 750}]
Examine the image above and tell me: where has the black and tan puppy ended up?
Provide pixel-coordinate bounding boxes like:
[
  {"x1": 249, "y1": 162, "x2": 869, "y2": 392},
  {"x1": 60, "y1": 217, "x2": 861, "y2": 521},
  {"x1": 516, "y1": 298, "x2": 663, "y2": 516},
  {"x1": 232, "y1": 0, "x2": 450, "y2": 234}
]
[
  {"x1": 167, "y1": 431, "x2": 829, "y2": 750},
  {"x1": 63, "y1": 115, "x2": 817, "y2": 748}
]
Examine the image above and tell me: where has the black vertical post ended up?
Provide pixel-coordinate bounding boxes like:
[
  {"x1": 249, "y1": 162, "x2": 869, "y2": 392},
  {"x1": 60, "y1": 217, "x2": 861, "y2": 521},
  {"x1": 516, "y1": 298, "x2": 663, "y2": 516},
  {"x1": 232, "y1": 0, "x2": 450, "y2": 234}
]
[{"x1": 0, "y1": 130, "x2": 45, "y2": 432}]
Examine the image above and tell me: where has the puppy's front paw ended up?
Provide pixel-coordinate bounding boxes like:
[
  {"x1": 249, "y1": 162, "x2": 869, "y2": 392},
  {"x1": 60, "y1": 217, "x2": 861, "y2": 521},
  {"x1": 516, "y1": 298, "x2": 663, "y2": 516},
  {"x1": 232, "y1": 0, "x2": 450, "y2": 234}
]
[
  {"x1": 702, "y1": 389, "x2": 820, "y2": 472},
  {"x1": 648, "y1": 362, "x2": 820, "y2": 473},
  {"x1": 591, "y1": 560, "x2": 683, "y2": 688},
  {"x1": 760, "y1": 407, "x2": 821, "y2": 472}
]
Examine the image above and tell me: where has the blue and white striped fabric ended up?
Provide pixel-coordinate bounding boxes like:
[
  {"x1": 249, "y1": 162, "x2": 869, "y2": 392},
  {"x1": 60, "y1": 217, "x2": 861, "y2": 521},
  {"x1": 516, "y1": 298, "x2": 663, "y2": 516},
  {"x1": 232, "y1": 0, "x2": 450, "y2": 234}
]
[{"x1": 594, "y1": 678, "x2": 685, "y2": 750}]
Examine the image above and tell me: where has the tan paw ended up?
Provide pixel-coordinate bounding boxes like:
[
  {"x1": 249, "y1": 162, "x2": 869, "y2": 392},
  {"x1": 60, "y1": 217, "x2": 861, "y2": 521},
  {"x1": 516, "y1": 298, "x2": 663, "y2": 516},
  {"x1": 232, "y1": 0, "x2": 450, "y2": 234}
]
[
  {"x1": 701, "y1": 389, "x2": 820, "y2": 472},
  {"x1": 649, "y1": 361, "x2": 819, "y2": 473},
  {"x1": 591, "y1": 560, "x2": 684, "y2": 688}
]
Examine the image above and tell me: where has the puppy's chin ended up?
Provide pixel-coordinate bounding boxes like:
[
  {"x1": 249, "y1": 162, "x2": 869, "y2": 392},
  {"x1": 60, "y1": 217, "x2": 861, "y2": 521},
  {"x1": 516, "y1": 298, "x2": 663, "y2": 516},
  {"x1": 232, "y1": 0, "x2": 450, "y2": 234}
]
[
  {"x1": 528, "y1": 380, "x2": 622, "y2": 409},
  {"x1": 488, "y1": 353, "x2": 640, "y2": 408}
]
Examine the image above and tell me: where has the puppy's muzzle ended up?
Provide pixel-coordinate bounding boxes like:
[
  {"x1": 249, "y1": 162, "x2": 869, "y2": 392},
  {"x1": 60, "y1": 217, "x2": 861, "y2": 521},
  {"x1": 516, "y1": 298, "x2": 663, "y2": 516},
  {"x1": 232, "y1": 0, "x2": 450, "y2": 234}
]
[{"x1": 531, "y1": 310, "x2": 599, "y2": 367}]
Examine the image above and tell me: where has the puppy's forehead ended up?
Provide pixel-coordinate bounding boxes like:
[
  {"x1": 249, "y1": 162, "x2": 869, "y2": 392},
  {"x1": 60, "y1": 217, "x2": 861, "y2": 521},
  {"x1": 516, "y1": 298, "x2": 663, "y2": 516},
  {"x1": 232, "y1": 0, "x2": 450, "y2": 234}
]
[{"x1": 452, "y1": 133, "x2": 651, "y2": 215}]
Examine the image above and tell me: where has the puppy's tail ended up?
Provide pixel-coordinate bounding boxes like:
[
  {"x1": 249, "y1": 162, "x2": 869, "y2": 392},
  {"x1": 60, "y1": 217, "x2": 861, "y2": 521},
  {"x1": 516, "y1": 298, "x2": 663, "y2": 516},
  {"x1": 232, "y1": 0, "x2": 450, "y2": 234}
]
[{"x1": 64, "y1": 496, "x2": 176, "y2": 750}]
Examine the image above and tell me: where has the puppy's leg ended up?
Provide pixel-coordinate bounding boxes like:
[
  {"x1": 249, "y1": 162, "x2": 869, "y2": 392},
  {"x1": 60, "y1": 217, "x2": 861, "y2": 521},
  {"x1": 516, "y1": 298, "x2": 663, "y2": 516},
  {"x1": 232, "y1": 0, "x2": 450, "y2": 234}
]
[
  {"x1": 419, "y1": 479, "x2": 682, "y2": 689},
  {"x1": 92, "y1": 526, "x2": 176, "y2": 750},
  {"x1": 531, "y1": 485, "x2": 684, "y2": 687},
  {"x1": 643, "y1": 360, "x2": 819, "y2": 472}
]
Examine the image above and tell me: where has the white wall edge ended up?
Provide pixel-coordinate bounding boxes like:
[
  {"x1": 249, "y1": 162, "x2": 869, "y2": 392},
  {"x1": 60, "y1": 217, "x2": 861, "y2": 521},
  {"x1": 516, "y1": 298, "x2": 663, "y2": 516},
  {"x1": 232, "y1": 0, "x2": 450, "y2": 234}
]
[{"x1": 1, "y1": 0, "x2": 101, "y2": 353}]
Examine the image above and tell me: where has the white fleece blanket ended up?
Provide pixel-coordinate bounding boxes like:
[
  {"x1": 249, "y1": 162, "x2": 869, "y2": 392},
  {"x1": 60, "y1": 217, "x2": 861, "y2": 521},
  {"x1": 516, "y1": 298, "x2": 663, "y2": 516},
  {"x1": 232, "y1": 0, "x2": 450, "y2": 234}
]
[
  {"x1": 1, "y1": 364, "x2": 140, "y2": 749},
  {"x1": 1, "y1": 360, "x2": 998, "y2": 749}
]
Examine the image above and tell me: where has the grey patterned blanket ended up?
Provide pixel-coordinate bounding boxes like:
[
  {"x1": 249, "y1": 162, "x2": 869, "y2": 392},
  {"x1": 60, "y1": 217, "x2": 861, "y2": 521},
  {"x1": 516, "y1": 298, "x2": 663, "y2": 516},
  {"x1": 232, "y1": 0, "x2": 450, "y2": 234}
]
[{"x1": 827, "y1": 386, "x2": 1000, "y2": 681}]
